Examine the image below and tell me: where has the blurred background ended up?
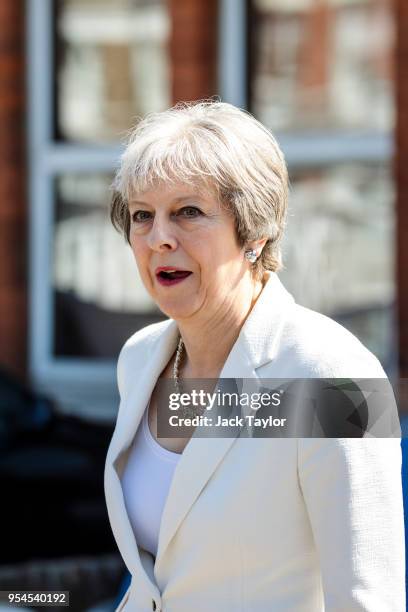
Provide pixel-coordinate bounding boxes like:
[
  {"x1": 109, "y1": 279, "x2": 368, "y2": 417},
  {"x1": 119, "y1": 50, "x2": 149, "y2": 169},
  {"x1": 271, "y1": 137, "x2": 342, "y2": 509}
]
[{"x1": 0, "y1": 0, "x2": 407, "y2": 609}]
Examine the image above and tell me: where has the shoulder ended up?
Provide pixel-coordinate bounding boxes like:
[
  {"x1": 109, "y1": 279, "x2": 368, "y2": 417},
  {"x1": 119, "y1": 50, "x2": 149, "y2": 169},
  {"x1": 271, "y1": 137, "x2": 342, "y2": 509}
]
[
  {"x1": 276, "y1": 302, "x2": 385, "y2": 378},
  {"x1": 269, "y1": 302, "x2": 400, "y2": 437},
  {"x1": 116, "y1": 319, "x2": 173, "y2": 397},
  {"x1": 120, "y1": 318, "x2": 173, "y2": 354}
]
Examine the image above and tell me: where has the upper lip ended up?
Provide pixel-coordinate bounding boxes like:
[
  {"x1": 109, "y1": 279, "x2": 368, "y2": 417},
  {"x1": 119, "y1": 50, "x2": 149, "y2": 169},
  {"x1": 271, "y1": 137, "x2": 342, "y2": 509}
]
[{"x1": 155, "y1": 266, "x2": 192, "y2": 275}]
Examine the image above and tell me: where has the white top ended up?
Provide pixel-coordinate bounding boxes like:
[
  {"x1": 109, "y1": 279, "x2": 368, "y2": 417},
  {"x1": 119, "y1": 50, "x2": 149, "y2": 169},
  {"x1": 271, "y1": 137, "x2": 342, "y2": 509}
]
[{"x1": 121, "y1": 402, "x2": 182, "y2": 558}]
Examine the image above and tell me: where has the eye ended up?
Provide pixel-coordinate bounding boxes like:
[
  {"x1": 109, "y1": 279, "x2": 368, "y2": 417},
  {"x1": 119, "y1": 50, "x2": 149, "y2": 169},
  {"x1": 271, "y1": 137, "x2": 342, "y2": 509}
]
[
  {"x1": 178, "y1": 206, "x2": 202, "y2": 218},
  {"x1": 132, "y1": 210, "x2": 151, "y2": 223}
]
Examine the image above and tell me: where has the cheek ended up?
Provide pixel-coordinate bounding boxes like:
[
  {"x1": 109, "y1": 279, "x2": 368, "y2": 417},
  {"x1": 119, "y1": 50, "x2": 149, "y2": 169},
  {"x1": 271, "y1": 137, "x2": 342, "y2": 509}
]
[
  {"x1": 189, "y1": 240, "x2": 220, "y2": 278},
  {"x1": 130, "y1": 235, "x2": 146, "y2": 259},
  {"x1": 201, "y1": 229, "x2": 241, "y2": 263},
  {"x1": 130, "y1": 240, "x2": 150, "y2": 277},
  {"x1": 194, "y1": 239, "x2": 243, "y2": 285}
]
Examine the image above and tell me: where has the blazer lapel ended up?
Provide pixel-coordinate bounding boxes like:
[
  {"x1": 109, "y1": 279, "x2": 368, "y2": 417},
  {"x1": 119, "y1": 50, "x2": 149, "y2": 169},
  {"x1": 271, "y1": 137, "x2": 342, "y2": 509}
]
[
  {"x1": 105, "y1": 318, "x2": 179, "y2": 586},
  {"x1": 155, "y1": 272, "x2": 296, "y2": 568},
  {"x1": 109, "y1": 319, "x2": 179, "y2": 465},
  {"x1": 106, "y1": 271, "x2": 296, "y2": 583}
]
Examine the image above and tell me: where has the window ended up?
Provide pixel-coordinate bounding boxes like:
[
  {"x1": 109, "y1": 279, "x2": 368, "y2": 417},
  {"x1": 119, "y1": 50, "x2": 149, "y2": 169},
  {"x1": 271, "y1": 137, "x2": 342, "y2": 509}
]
[
  {"x1": 55, "y1": 0, "x2": 170, "y2": 143},
  {"x1": 53, "y1": 173, "x2": 163, "y2": 359},
  {"x1": 28, "y1": 0, "x2": 170, "y2": 418},
  {"x1": 249, "y1": 0, "x2": 393, "y2": 132},
  {"x1": 247, "y1": 0, "x2": 396, "y2": 373}
]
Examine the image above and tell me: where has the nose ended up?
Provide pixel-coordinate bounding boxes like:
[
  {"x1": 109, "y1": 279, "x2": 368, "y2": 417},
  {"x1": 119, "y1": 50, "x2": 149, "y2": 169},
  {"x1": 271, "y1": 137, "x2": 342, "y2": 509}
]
[{"x1": 146, "y1": 215, "x2": 178, "y2": 252}]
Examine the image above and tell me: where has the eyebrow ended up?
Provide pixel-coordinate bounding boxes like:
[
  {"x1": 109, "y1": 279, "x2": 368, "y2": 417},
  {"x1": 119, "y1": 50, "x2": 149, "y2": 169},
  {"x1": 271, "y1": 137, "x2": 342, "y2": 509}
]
[{"x1": 128, "y1": 195, "x2": 203, "y2": 208}]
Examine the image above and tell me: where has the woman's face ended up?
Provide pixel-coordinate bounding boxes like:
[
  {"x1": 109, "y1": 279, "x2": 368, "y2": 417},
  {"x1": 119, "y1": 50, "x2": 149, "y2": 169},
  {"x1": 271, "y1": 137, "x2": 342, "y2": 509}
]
[{"x1": 128, "y1": 181, "x2": 250, "y2": 321}]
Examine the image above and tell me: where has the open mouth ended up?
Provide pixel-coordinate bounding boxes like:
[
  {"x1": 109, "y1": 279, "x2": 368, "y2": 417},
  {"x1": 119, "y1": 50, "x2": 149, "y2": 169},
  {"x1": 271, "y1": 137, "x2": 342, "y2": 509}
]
[
  {"x1": 155, "y1": 269, "x2": 193, "y2": 286},
  {"x1": 157, "y1": 270, "x2": 191, "y2": 280},
  {"x1": 157, "y1": 270, "x2": 192, "y2": 280}
]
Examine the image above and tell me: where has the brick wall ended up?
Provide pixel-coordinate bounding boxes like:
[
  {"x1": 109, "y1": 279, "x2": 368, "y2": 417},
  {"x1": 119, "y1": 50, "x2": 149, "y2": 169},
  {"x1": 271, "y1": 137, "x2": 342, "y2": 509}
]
[
  {"x1": 0, "y1": 0, "x2": 405, "y2": 382},
  {"x1": 169, "y1": 0, "x2": 218, "y2": 103},
  {"x1": 0, "y1": 2, "x2": 27, "y2": 380},
  {"x1": 396, "y1": 0, "x2": 408, "y2": 378}
]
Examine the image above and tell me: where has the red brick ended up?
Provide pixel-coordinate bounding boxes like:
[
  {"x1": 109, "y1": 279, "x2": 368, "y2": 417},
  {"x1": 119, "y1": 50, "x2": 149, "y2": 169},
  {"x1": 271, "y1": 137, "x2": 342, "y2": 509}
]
[
  {"x1": 396, "y1": 0, "x2": 408, "y2": 377},
  {"x1": 0, "y1": 1, "x2": 27, "y2": 379},
  {"x1": 169, "y1": 0, "x2": 218, "y2": 103}
]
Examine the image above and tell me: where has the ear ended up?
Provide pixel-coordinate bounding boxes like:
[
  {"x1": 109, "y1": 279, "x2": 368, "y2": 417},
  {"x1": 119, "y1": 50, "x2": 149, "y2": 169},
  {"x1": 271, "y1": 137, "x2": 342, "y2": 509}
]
[{"x1": 248, "y1": 238, "x2": 268, "y2": 256}]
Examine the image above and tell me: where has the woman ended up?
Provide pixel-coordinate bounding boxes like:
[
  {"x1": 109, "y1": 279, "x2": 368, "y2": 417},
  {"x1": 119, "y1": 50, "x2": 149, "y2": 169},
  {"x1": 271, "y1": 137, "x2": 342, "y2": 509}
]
[{"x1": 104, "y1": 101, "x2": 405, "y2": 611}]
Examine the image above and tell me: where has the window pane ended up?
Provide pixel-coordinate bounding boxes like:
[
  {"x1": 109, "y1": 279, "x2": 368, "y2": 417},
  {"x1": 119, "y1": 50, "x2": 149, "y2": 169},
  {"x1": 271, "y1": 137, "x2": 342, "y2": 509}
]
[
  {"x1": 55, "y1": 0, "x2": 170, "y2": 143},
  {"x1": 280, "y1": 162, "x2": 395, "y2": 370},
  {"x1": 53, "y1": 173, "x2": 165, "y2": 359},
  {"x1": 249, "y1": 0, "x2": 394, "y2": 132}
]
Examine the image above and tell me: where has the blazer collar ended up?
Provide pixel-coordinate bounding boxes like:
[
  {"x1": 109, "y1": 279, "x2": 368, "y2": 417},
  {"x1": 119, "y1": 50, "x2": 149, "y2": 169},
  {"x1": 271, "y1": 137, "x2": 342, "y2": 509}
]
[
  {"x1": 221, "y1": 270, "x2": 295, "y2": 375},
  {"x1": 105, "y1": 271, "x2": 295, "y2": 587}
]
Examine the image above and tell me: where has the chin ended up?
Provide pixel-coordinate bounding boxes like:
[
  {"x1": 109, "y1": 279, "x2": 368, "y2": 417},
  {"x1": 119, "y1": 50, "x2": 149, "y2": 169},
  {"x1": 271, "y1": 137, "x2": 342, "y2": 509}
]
[{"x1": 157, "y1": 299, "x2": 198, "y2": 321}]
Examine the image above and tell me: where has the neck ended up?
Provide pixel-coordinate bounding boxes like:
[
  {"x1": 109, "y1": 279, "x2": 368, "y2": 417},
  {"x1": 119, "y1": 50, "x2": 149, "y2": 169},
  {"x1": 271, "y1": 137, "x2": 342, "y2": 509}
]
[{"x1": 176, "y1": 272, "x2": 266, "y2": 378}]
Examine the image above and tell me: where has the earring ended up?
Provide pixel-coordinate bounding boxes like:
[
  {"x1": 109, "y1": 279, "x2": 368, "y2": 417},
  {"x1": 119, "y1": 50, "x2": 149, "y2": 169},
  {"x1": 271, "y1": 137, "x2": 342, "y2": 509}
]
[{"x1": 244, "y1": 249, "x2": 258, "y2": 263}]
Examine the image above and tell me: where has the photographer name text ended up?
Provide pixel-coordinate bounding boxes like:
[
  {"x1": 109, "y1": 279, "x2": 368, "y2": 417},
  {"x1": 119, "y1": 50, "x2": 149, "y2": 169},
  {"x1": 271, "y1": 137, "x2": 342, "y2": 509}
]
[{"x1": 168, "y1": 414, "x2": 287, "y2": 429}]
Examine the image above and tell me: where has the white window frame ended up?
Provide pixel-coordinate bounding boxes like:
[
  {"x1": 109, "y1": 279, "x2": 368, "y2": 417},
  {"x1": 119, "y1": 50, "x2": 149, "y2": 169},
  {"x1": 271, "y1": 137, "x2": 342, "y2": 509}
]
[
  {"x1": 27, "y1": 0, "x2": 128, "y2": 421},
  {"x1": 219, "y1": 0, "x2": 393, "y2": 165},
  {"x1": 219, "y1": 0, "x2": 396, "y2": 376},
  {"x1": 26, "y1": 0, "x2": 394, "y2": 421}
]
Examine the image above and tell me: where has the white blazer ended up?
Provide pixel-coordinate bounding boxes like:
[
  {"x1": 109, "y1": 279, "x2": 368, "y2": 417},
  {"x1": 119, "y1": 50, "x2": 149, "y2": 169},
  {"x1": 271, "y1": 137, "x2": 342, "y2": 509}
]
[{"x1": 104, "y1": 271, "x2": 405, "y2": 612}]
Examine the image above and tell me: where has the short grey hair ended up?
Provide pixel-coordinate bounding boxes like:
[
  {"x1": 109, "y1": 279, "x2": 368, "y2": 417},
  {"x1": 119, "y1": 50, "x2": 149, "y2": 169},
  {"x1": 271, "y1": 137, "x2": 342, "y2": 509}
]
[{"x1": 110, "y1": 100, "x2": 289, "y2": 278}]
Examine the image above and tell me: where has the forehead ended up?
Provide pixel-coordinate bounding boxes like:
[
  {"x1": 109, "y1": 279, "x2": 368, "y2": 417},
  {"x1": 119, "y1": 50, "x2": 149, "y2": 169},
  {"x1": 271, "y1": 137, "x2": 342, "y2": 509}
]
[{"x1": 128, "y1": 180, "x2": 220, "y2": 207}]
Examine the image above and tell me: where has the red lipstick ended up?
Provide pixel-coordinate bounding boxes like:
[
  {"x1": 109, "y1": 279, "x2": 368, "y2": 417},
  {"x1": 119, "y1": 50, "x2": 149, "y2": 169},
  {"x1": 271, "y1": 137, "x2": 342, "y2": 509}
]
[{"x1": 155, "y1": 266, "x2": 192, "y2": 286}]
